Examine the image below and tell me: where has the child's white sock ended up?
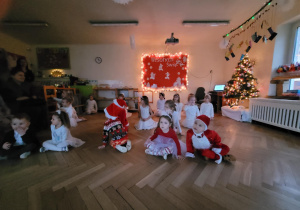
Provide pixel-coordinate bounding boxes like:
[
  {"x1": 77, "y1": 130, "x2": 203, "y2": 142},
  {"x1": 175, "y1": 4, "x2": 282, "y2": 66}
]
[
  {"x1": 126, "y1": 140, "x2": 132, "y2": 151},
  {"x1": 115, "y1": 145, "x2": 127, "y2": 153},
  {"x1": 61, "y1": 146, "x2": 69, "y2": 152},
  {"x1": 20, "y1": 152, "x2": 31, "y2": 159}
]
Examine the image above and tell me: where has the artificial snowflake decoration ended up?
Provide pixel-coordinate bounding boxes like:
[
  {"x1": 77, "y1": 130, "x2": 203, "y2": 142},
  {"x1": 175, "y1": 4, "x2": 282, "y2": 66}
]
[
  {"x1": 165, "y1": 72, "x2": 170, "y2": 79},
  {"x1": 150, "y1": 72, "x2": 156, "y2": 80},
  {"x1": 159, "y1": 64, "x2": 164, "y2": 71}
]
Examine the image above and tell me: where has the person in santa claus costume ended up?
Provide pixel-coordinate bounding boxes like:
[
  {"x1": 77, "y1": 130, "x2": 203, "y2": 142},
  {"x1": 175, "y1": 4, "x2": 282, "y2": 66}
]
[
  {"x1": 98, "y1": 99, "x2": 131, "y2": 153},
  {"x1": 185, "y1": 115, "x2": 235, "y2": 164}
]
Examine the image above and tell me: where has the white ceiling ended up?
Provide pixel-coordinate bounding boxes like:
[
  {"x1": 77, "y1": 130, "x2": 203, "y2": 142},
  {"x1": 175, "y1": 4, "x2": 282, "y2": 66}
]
[{"x1": 0, "y1": 0, "x2": 270, "y2": 45}]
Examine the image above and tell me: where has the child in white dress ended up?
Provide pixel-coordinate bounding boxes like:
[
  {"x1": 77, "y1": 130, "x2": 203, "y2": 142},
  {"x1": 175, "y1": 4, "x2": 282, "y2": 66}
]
[
  {"x1": 173, "y1": 93, "x2": 183, "y2": 120},
  {"x1": 164, "y1": 100, "x2": 182, "y2": 135},
  {"x1": 199, "y1": 94, "x2": 214, "y2": 119},
  {"x1": 39, "y1": 111, "x2": 85, "y2": 152},
  {"x1": 135, "y1": 96, "x2": 157, "y2": 130},
  {"x1": 53, "y1": 90, "x2": 74, "y2": 109},
  {"x1": 60, "y1": 97, "x2": 80, "y2": 127},
  {"x1": 155, "y1": 92, "x2": 166, "y2": 116},
  {"x1": 144, "y1": 115, "x2": 185, "y2": 160},
  {"x1": 85, "y1": 95, "x2": 98, "y2": 114},
  {"x1": 182, "y1": 94, "x2": 200, "y2": 129}
]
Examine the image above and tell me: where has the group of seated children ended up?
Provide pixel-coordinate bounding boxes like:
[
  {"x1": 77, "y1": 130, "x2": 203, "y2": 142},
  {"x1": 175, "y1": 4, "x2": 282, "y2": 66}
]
[
  {"x1": 135, "y1": 92, "x2": 214, "y2": 134},
  {"x1": 54, "y1": 90, "x2": 88, "y2": 127},
  {"x1": 1, "y1": 91, "x2": 235, "y2": 165},
  {"x1": 97, "y1": 92, "x2": 235, "y2": 164},
  {"x1": 97, "y1": 95, "x2": 235, "y2": 164},
  {"x1": 0, "y1": 111, "x2": 85, "y2": 160}
]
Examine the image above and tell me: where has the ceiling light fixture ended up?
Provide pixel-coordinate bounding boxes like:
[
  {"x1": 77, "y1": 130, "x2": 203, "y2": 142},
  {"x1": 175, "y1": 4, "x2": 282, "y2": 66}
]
[
  {"x1": 112, "y1": 0, "x2": 133, "y2": 5},
  {"x1": 1, "y1": 21, "x2": 49, "y2": 27},
  {"x1": 89, "y1": 21, "x2": 138, "y2": 26},
  {"x1": 182, "y1": 20, "x2": 230, "y2": 27}
]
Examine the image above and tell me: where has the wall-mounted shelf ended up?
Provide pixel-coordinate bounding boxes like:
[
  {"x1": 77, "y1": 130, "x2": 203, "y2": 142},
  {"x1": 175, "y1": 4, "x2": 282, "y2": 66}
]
[
  {"x1": 270, "y1": 72, "x2": 300, "y2": 98},
  {"x1": 93, "y1": 87, "x2": 139, "y2": 111}
]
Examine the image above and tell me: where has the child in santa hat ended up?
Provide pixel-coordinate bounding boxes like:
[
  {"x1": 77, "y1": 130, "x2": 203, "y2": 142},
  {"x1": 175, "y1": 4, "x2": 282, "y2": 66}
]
[
  {"x1": 185, "y1": 115, "x2": 235, "y2": 164},
  {"x1": 98, "y1": 99, "x2": 131, "y2": 153}
]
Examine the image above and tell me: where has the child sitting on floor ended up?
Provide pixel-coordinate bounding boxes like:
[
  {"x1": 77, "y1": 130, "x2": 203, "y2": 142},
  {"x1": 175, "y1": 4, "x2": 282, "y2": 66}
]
[
  {"x1": 135, "y1": 96, "x2": 157, "y2": 130},
  {"x1": 117, "y1": 93, "x2": 132, "y2": 118},
  {"x1": 182, "y1": 94, "x2": 200, "y2": 128},
  {"x1": 173, "y1": 93, "x2": 183, "y2": 120},
  {"x1": 0, "y1": 113, "x2": 38, "y2": 160},
  {"x1": 185, "y1": 115, "x2": 235, "y2": 164},
  {"x1": 53, "y1": 89, "x2": 74, "y2": 109},
  {"x1": 98, "y1": 99, "x2": 131, "y2": 153},
  {"x1": 39, "y1": 110, "x2": 84, "y2": 153},
  {"x1": 85, "y1": 95, "x2": 98, "y2": 114},
  {"x1": 61, "y1": 97, "x2": 86, "y2": 127},
  {"x1": 144, "y1": 115, "x2": 185, "y2": 160},
  {"x1": 155, "y1": 92, "x2": 166, "y2": 116},
  {"x1": 164, "y1": 100, "x2": 182, "y2": 135},
  {"x1": 199, "y1": 94, "x2": 214, "y2": 119}
]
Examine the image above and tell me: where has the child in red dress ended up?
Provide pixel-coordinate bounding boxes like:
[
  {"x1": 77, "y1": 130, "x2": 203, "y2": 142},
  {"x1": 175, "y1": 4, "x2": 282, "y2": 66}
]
[{"x1": 145, "y1": 115, "x2": 185, "y2": 160}]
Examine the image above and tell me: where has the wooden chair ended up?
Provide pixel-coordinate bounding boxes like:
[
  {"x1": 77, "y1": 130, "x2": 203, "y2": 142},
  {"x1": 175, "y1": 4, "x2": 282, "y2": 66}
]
[
  {"x1": 43, "y1": 86, "x2": 85, "y2": 114},
  {"x1": 43, "y1": 86, "x2": 57, "y2": 101}
]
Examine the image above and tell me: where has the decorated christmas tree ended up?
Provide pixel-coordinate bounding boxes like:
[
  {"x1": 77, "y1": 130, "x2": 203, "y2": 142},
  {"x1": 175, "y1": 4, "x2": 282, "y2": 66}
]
[{"x1": 224, "y1": 54, "x2": 259, "y2": 106}]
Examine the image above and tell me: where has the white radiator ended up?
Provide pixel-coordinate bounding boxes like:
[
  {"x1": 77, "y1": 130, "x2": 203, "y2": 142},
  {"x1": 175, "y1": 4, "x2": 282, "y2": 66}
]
[{"x1": 250, "y1": 98, "x2": 300, "y2": 133}]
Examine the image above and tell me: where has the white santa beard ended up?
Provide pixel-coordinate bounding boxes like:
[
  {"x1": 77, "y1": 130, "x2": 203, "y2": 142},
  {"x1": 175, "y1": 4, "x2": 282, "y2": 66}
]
[{"x1": 192, "y1": 135, "x2": 211, "y2": 150}]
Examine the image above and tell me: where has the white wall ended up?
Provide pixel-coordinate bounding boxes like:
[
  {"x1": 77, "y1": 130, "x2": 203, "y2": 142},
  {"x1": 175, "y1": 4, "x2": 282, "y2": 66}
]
[
  {"x1": 0, "y1": 31, "x2": 31, "y2": 69},
  {"x1": 30, "y1": 40, "x2": 225, "y2": 106}
]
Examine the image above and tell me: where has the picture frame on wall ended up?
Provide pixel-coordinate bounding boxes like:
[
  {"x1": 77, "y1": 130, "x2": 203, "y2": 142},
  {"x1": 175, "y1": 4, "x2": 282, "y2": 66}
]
[{"x1": 36, "y1": 48, "x2": 70, "y2": 70}]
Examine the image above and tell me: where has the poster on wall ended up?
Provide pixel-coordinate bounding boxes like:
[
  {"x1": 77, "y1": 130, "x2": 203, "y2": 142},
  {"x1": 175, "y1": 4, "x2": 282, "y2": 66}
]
[
  {"x1": 36, "y1": 48, "x2": 70, "y2": 70},
  {"x1": 141, "y1": 53, "x2": 188, "y2": 91}
]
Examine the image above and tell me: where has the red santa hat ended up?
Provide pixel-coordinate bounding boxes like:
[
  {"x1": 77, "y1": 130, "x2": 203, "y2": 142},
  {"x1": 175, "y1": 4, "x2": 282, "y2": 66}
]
[
  {"x1": 196, "y1": 115, "x2": 210, "y2": 130},
  {"x1": 104, "y1": 102, "x2": 129, "y2": 127},
  {"x1": 113, "y1": 99, "x2": 127, "y2": 109}
]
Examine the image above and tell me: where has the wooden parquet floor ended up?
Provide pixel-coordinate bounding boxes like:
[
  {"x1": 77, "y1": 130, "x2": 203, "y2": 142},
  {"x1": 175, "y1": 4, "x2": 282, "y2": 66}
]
[{"x1": 1, "y1": 112, "x2": 300, "y2": 210}]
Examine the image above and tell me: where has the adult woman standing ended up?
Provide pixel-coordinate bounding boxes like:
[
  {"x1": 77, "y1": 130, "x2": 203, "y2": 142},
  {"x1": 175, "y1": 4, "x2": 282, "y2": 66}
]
[{"x1": 12, "y1": 57, "x2": 35, "y2": 83}]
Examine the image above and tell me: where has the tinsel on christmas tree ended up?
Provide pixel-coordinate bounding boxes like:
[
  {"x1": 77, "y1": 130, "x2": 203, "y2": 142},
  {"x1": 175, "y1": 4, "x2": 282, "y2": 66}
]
[{"x1": 224, "y1": 54, "x2": 259, "y2": 106}]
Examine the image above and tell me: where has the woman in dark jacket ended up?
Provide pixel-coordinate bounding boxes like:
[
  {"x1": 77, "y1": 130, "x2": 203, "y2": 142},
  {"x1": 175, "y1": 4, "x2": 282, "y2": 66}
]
[
  {"x1": 2, "y1": 68, "x2": 47, "y2": 129},
  {"x1": 12, "y1": 57, "x2": 35, "y2": 83}
]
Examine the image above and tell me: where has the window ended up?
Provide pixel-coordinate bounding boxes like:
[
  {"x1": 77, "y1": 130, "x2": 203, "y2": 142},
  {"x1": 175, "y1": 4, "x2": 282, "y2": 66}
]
[{"x1": 290, "y1": 26, "x2": 300, "y2": 90}]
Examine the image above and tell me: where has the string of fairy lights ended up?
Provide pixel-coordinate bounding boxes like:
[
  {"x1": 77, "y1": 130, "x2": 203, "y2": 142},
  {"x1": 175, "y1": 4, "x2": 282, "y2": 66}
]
[
  {"x1": 223, "y1": 0, "x2": 278, "y2": 49},
  {"x1": 223, "y1": 0, "x2": 274, "y2": 38},
  {"x1": 141, "y1": 52, "x2": 189, "y2": 92}
]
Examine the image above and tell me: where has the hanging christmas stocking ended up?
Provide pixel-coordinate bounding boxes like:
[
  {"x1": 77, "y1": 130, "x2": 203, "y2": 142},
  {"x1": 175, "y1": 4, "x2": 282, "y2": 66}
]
[
  {"x1": 267, "y1": 27, "x2": 277, "y2": 40},
  {"x1": 262, "y1": 35, "x2": 267, "y2": 43},
  {"x1": 237, "y1": 41, "x2": 244, "y2": 48},
  {"x1": 229, "y1": 44, "x2": 235, "y2": 58},
  {"x1": 225, "y1": 51, "x2": 230, "y2": 61},
  {"x1": 245, "y1": 40, "x2": 252, "y2": 52},
  {"x1": 252, "y1": 32, "x2": 262, "y2": 43},
  {"x1": 240, "y1": 54, "x2": 245, "y2": 60}
]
